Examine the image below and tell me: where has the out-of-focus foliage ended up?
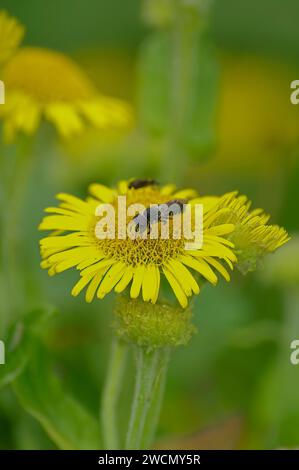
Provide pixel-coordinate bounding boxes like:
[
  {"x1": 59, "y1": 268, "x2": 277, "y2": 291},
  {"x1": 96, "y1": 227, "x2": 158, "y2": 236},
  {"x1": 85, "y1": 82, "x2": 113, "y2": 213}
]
[
  {"x1": 0, "y1": 0, "x2": 299, "y2": 450},
  {"x1": 138, "y1": 30, "x2": 219, "y2": 159},
  {"x1": 13, "y1": 339, "x2": 101, "y2": 450}
]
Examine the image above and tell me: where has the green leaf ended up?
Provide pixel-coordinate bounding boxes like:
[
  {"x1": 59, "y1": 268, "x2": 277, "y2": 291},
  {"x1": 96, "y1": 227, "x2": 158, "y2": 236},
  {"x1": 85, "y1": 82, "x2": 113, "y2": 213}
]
[
  {"x1": 0, "y1": 332, "x2": 29, "y2": 389},
  {"x1": 0, "y1": 307, "x2": 101, "y2": 449},
  {"x1": 13, "y1": 339, "x2": 101, "y2": 450},
  {"x1": 0, "y1": 307, "x2": 56, "y2": 389}
]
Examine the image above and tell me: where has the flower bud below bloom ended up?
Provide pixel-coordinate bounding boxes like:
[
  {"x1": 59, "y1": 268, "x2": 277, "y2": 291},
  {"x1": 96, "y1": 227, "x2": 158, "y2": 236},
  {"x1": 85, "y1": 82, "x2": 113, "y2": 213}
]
[{"x1": 113, "y1": 296, "x2": 197, "y2": 349}]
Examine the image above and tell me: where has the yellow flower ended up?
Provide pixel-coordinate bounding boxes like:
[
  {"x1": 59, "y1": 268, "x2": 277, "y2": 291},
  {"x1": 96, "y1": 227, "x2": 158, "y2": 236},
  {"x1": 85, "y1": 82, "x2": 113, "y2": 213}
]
[
  {"x1": 202, "y1": 191, "x2": 290, "y2": 274},
  {"x1": 39, "y1": 181, "x2": 236, "y2": 308},
  {"x1": 0, "y1": 10, "x2": 24, "y2": 65},
  {"x1": 0, "y1": 12, "x2": 133, "y2": 142}
]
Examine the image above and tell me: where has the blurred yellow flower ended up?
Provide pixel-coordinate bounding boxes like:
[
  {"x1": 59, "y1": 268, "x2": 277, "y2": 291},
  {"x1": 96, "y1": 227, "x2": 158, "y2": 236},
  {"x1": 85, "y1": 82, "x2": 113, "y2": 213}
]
[
  {"x1": 0, "y1": 12, "x2": 133, "y2": 142},
  {"x1": 0, "y1": 10, "x2": 24, "y2": 65},
  {"x1": 39, "y1": 181, "x2": 236, "y2": 308}
]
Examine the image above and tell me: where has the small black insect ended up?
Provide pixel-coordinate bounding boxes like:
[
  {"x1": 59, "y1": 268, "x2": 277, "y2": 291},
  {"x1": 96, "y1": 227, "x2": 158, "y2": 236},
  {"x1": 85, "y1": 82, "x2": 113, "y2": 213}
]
[
  {"x1": 131, "y1": 198, "x2": 187, "y2": 234},
  {"x1": 164, "y1": 199, "x2": 188, "y2": 217},
  {"x1": 128, "y1": 178, "x2": 158, "y2": 190}
]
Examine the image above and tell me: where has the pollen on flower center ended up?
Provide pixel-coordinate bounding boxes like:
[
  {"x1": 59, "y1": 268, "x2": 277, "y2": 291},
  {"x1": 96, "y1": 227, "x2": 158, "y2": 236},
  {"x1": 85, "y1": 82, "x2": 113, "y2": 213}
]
[
  {"x1": 97, "y1": 237, "x2": 186, "y2": 267},
  {"x1": 92, "y1": 186, "x2": 186, "y2": 266},
  {"x1": 3, "y1": 47, "x2": 96, "y2": 103}
]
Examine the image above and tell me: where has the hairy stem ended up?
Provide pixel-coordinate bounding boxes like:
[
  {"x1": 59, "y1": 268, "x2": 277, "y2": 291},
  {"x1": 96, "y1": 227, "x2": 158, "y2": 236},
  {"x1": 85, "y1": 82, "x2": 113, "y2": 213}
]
[
  {"x1": 140, "y1": 348, "x2": 170, "y2": 449},
  {"x1": 126, "y1": 347, "x2": 169, "y2": 450},
  {"x1": 101, "y1": 337, "x2": 128, "y2": 449}
]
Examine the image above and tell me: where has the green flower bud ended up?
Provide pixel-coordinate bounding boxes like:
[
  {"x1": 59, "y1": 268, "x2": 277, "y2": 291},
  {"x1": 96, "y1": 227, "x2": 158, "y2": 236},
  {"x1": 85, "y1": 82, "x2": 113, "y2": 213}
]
[{"x1": 113, "y1": 296, "x2": 197, "y2": 349}]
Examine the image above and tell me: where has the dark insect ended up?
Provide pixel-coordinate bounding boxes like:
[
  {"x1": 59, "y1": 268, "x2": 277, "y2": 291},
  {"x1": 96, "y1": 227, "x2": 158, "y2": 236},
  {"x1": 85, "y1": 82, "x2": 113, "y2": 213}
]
[
  {"x1": 164, "y1": 199, "x2": 188, "y2": 216},
  {"x1": 131, "y1": 207, "x2": 152, "y2": 234},
  {"x1": 131, "y1": 198, "x2": 187, "y2": 234},
  {"x1": 128, "y1": 178, "x2": 158, "y2": 190}
]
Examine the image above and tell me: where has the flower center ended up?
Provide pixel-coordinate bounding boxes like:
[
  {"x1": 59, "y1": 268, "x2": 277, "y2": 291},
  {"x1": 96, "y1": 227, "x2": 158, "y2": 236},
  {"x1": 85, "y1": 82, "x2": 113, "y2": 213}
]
[
  {"x1": 92, "y1": 187, "x2": 186, "y2": 266},
  {"x1": 3, "y1": 47, "x2": 96, "y2": 103}
]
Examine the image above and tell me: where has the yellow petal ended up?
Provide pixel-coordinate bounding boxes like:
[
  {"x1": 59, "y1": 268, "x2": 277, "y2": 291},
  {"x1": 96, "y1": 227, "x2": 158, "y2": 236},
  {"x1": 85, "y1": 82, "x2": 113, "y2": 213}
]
[
  {"x1": 167, "y1": 259, "x2": 200, "y2": 295},
  {"x1": 79, "y1": 97, "x2": 132, "y2": 129},
  {"x1": 80, "y1": 259, "x2": 114, "y2": 277},
  {"x1": 114, "y1": 267, "x2": 133, "y2": 293},
  {"x1": 180, "y1": 255, "x2": 218, "y2": 285},
  {"x1": 204, "y1": 257, "x2": 231, "y2": 282},
  {"x1": 118, "y1": 180, "x2": 129, "y2": 195},
  {"x1": 173, "y1": 189, "x2": 197, "y2": 199},
  {"x1": 45, "y1": 103, "x2": 84, "y2": 138},
  {"x1": 85, "y1": 271, "x2": 105, "y2": 303},
  {"x1": 152, "y1": 266, "x2": 160, "y2": 303},
  {"x1": 88, "y1": 183, "x2": 116, "y2": 203},
  {"x1": 160, "y1": 184, "x2": 176, "y2": 195},
  {"x1": 207, "y1": 224, "x2": 235, "y2": 236},
  {"x1": 205, "y1": 234, "x2": 235, "y2": 248},
  {"x1": 190, "y1": 196, "x2": 219, "y2": 212},
  {"x1": 97, "y1": 262, "x2": 126, "y2": 298},
  {"x1": 71, "y1": 272, "x2": 94, "y2": 297},
  {"x1": 142, "y1": 265, "x2": 157, "y2": 302},
  {"x1": 130, "y1": 265, "x2": 145, "y2": 299},
  {"x1": 56, "y1": 193, "x2": 92, "y2": 213},
  {"x1": 202, "y1": 242, "x2": 237, "y2": 262},
  {"x1": 162, "y1": 267, "x2": 188, "y2": 309},
  {"x1": 39, "y1": 215, "x2": 88, "y2": 232}
]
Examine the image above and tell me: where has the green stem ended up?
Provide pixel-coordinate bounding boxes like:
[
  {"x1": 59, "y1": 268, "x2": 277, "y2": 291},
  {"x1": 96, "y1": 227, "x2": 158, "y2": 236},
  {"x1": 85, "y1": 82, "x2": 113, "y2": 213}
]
[
  {"x1": 101, "y1": 337, "x2": 128, "y2": 449},
  {"x1": 160, "y1": 1, "x2": 197, "y2": 183},
  {"x1": 140, "y1": 348, "x2": 170, "y2": 449},
  {"x1": 126, "y1": 347, "x2": 169, "y2": 450},
  {"x1": 0, "y1": 136, "x2": 34, "y2": 334}
]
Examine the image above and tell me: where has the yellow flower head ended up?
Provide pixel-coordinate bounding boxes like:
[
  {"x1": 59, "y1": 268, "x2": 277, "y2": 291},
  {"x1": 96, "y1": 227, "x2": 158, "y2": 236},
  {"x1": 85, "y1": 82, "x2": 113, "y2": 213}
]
[
  {"x1": 205, "y1": 191, "x2": 290, "y2": 273},
  {"x1": 0, "y1": 10, "x2": 24, "y2": 65},
  {"x1": 0, "y1": 13, "x2": 133, "y2": 142},
  {"x1": 39, "y1": 181, "x2": 237, "y2": 308}
]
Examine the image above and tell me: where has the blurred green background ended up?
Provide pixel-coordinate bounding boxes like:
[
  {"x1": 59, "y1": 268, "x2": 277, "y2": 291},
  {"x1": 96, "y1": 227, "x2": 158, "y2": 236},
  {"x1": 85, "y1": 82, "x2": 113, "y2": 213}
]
[{"x1": 0, "y1": 0, "x2": 299, "y2": 450}]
